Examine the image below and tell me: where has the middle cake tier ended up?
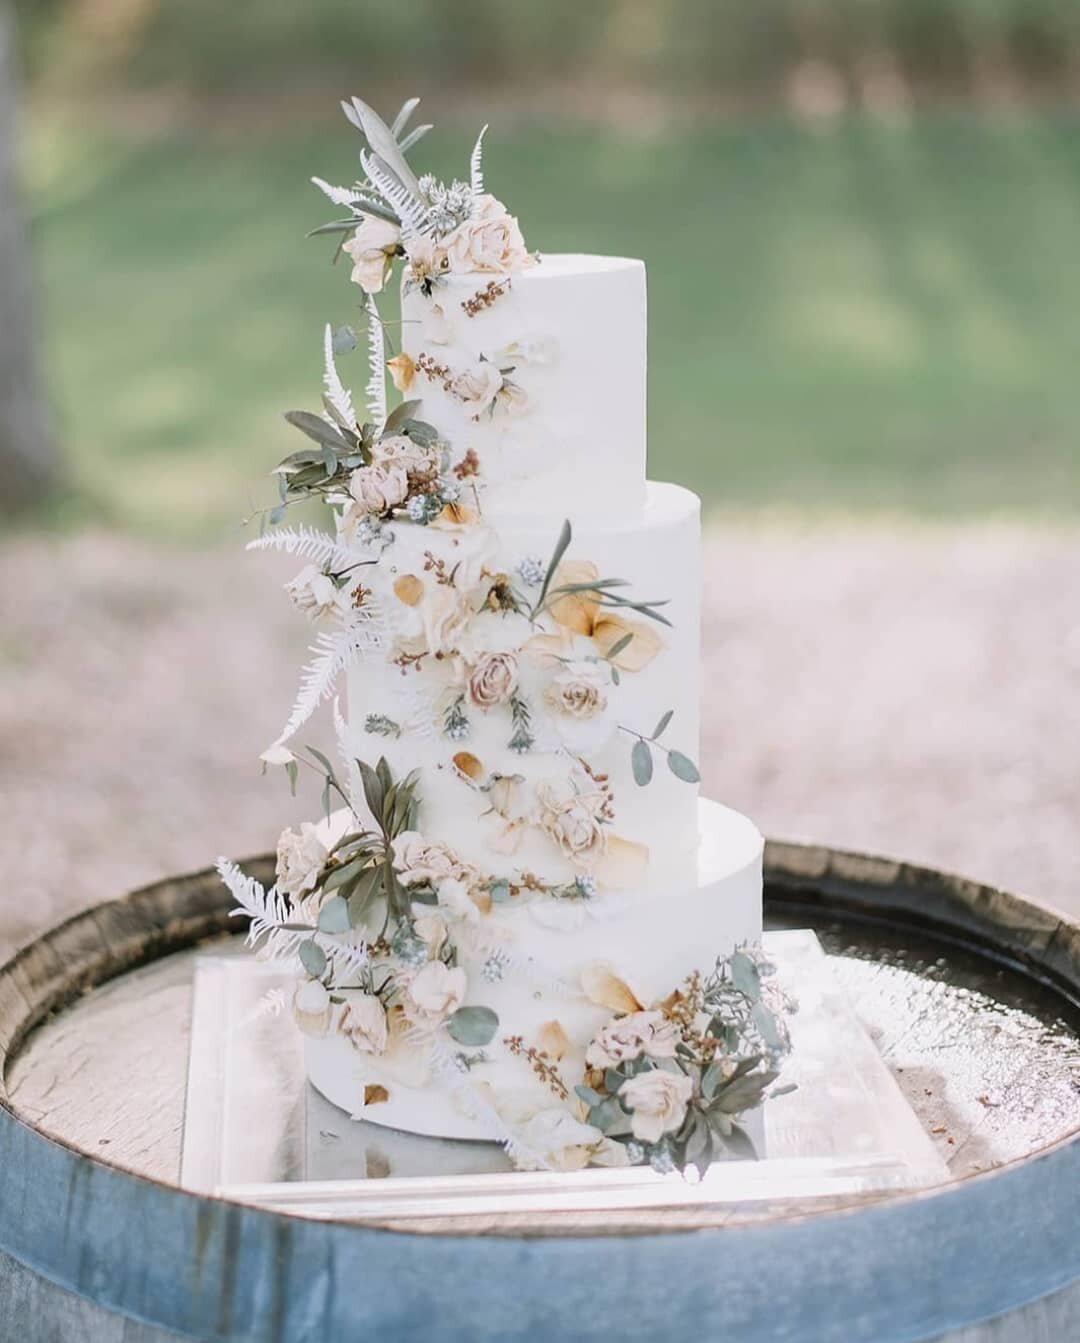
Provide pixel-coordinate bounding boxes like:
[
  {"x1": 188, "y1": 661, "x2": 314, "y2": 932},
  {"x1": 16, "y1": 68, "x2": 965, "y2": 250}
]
[{"x1": 347, "y1": 481, "x2": 701, "y2": 894}]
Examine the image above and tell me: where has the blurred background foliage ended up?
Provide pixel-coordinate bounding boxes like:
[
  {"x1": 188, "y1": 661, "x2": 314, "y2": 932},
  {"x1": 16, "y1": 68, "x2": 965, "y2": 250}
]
[{"x1": 9, "y1": 0, "x2": 1080, "y2": 536}]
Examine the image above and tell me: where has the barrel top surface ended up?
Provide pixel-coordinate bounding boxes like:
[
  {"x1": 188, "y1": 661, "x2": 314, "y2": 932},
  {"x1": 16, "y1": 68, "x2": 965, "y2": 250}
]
[{"x1": 0, "y1": 844, "x2": 1079, "y2": 1343}]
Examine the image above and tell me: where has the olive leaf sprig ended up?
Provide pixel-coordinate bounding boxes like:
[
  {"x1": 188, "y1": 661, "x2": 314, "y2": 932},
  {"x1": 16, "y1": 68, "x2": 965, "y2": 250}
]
[
  {"x1": 525, "y1": 519, "x2": 673, "y2": 628},
  {"x1": 620, "y1": 711, "x2": 701, "y2": 786}
]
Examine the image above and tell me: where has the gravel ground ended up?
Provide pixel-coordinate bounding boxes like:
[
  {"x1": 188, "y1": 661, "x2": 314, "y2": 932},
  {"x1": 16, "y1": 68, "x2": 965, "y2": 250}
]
[{"x1": 2, "y1": 523, "x2": 1078, "y2": 959}]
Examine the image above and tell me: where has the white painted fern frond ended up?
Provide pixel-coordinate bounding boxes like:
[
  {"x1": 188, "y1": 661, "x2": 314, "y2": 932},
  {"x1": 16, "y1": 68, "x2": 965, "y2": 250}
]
[
  {"x1": 364, "y1": 297, "x2": 387, "y2": 429},
  {"x1": 427, "y1": 1039, "x2": 549, "y2": 1170},
  {"x1": 323, "y1": 323, "x2": 356, "y2": 427},
  {"x1": 275, "y1": 609, "x2": 385, "y2": 744},
  {"x1": 310, "y1": 177, "x2": 366, "y2": 208},
  {"x1": 235, "y1": 986, "x2": 289, "y2": 1031},
  {"x1": 246, "y1": 526, "x2": 360, "y2": 571},
  {"x1": 217, "y1": 858, "x2": 292, "y2": 949},
  {"x1": 326, "y1": 937, "x2": 370, "y2": 981},
  {"x1": 360, "y1": 149, "x2": 432, "y2": 239},
  {"x1": 332, "y1": 696, "x2": 364, "y2": 814},
  {"x1": 470, "y1": 125, "x2": 488, "y2": 195}
]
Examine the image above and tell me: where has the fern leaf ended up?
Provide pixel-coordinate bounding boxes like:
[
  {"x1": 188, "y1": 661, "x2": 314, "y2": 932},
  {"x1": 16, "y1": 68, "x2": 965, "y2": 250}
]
[
  {"x1": 246, "y1": 525, "x2": 361, "y2": 571},
  {"x1": 332, "y1": 696, "x2": 364, "y2": 815},
  {"x1": 360, "y1": 149, "x2": 431, "y2": 239},
  {"x1": 217, "y1": 858, "x2": 292, "y2": 949},
  {"x1": 275, "y1": 609, "x2": 385, "y2": 744},
  {"x1": 310, "y1": 177, "x2": 365, "y2": 208},
  {"x1": 365, "y1": 297, "x2": 387, "y2": 429},
  {"x1": 323, "y1": 323, "x2": 356, "y2": 428},
  {"x1": 470, "y1": 125, "x2": 488, "y2": 195}
]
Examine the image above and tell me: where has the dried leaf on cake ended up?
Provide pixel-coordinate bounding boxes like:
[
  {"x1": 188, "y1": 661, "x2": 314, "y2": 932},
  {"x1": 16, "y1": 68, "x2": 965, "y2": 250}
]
[
  {"x1": 592, "y1": 614, "x2": 664, "y2": 671},
  {"x1": 593, "y1": 834, "x2": 650, "y2": 888},
  {"x1": 581, "y1": 961, "x2": 644, "y2": 1014},
  {"x1": 536, "y1": 1019, "x2": 571, "y2": 1061},
  {"x1": 393, "y1": 573, "x2": 424, "y2": 606},
  {"x1": 547, "y1": 560, "x2": 602, "y2": 634},
  {"x1": 363, "y1": 1084, "x2": 390, "y2": 1106}
]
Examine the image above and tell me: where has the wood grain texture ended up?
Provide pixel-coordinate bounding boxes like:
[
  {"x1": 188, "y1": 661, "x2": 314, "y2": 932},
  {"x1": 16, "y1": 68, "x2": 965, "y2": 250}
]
[{"x1": 0, "y1": 846, "x2": 1076, "y2": 1342}]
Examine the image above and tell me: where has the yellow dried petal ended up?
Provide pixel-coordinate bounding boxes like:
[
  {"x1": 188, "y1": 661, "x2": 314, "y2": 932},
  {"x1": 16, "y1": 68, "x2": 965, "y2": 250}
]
[
  {"x1": 592, "y1": 614, "x2": 664, "y2": 672},
  {"x1": 593, "y1": 834, "x2": 650, "y2": 889},
  {"x1": 536, "y1": 1019, "x2": 571, "y2": 1061},
  {"x1": 452, "y1": 751, "x2": 485, "y2": 783},
  {"x1": 547, "y1": 560, "x2": 601, "y2": 635},
  {"x1": 580, "y1": 961, "x2": 643, "y2": 1014},
  {"x1": 386, "y1": 352, "x2": 416, "y2": 393},
  {"x1": 393, "y1": 573, "x2": 424, "y2": 606}
]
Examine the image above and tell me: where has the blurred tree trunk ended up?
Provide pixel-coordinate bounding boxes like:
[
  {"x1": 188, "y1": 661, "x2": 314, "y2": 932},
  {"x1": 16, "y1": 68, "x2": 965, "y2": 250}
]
[{"x1": 0, "y1": 0, "x2": 59, "y2": 514}]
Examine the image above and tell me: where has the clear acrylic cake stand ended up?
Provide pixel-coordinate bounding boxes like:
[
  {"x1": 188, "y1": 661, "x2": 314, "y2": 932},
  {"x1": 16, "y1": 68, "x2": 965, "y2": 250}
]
[{"x1": 180, "y1": 930, "x2": 947, "y2": 1223}]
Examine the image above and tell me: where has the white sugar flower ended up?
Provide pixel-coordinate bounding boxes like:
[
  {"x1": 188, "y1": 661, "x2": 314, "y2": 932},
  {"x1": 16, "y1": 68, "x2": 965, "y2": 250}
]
[
  {"x1": 292, "y1": 979, "x2": 331, "y2": 1037},
  {"x1": 512, "y1": 1109, "x2": 604, "y2": 1173},
  {"x1": 275, "y1": 823, "x2": 327, "y2": 898},
  {"x1": 392, "y1": 832, "x2": 472, "y2": 888},
  {"x1": 585, "y1": 1011, "x2": 679, "y2": 1070},
  {"x1": 342, "y1": 216, "x2": 401, "y2": 294},
  {"x1": 442, "y1": 194, "x2": 534, "y2": 274},
  {"x1": 338, "y1": 993, "x2": 388, "y2": 1055},
  {"x1": 407, "y1": 961, "x2": 467, "y2": 1021},
  {"x1": 534, "y1": 776, "x2": 608, "y2": 870},
  {"x1": 283, "y1": 565, "x2": 339, "y2": 621},
  {"x1": 620, "y1": 1069, "x2": 694, "y2": 1144},
  {"x1": 450, "y1": 360, "x2": 503, "y2": 412}
]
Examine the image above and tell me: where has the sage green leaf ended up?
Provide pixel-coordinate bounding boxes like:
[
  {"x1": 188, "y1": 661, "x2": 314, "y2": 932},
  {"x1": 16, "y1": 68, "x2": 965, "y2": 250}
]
[
  {"x1": 285, "y1": 760, "x2": 299, "y2": 797},
  {"x1": 446, "y1": 1006, "x2": 499, "y2": 1047},
  {"x1": 347, "y1": 97, "x2": 423, "y2": 198},
  {"x1": 667, "y1": 750, "x2": 700, "y2": 783},
  {"x1": 298, "y1": 940, "x2": 327, "y2": 977},
  {"x1": 357, "y1": 759, "x2": 385, "y2": 825},
  {"x1": 536, "y1": 519, "x2": 572, "y2": 609},
  {"x1": 652, "y1": 709, "x2": 674, "y2": 740},
  {"x1": 701, "y1": 1059, "x2": 724, "y2": 1101},
  {"x1": 383, "y1": 398, "x2": 422, "y2": 434},
  {"x1": 284, "y1": 410, "x2": 349, "y2": 450},
  {"x1": 604, "y1": 1068, "x2": 626, "y2": 1093},
  {"x1": 317, "y1": 896, "x2": 351, "y2": 935},
  {"x1": 321, "y1": 855, "x2": 369, "y2": 894},
  {"x1": 631, "y1": 738, "x2": 653, "y2": 786},
  {"x1": 604, "y1": 632, "x2": 634, "y2": 663},
  {"x1": 332, "y1": 325, "x2": 357, "y2": 353},
  {"x1": 752, "y1": 1001, "x2": 785, "y2": 1051},
  {"x1": 398, "y1": 123, "x2": 433, "y2": 153},
  {"x1": 575, "y1": 1085, "x2": 603, "y2": 1108},
  {"x1": 390, "y1": 96, "x2": 421, "y2": 138},
  {"x1": 349, "y1": 865, "x2": 385, "y2": 921},
  {"x1": 489, "y1": 879, "x2": 511, "y2": 903},
  {"x1": 729, "y1": 950, "x2": 761, "y2": 1000}
]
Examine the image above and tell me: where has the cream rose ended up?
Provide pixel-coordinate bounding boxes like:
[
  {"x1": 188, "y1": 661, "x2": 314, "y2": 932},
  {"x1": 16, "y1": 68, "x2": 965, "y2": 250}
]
[
  {"x1": 449, "y1": 360, "x2": 503, "y2": 411},
  {"x1": 466, "y1": 650, "x2": 519, "y2": 709},
  {"x1": 342, "y1": 216, "x2": 401, "y2": 294},
  {"x1": 339, "y1": 993, "x2": 388, "y2": 1055},
  {"x1": 392, "y1": 832, "x2": 471, "y2": 888},
  {"x1": 534, "y1": 777, "x2": 608, "y2": 869},
  {"x1": 443, "y1": 194, "x2": 534, "y2": 274},
  {"x1": 371, "y1": 433, "x2": 433, "y2": 476},
  {"x1": 348, "y1": 462, "x2": 409, "y2": 515},
  {"x1": 292, "y1": 979, "x2": 331, "y2": 1037},
  {"x1": 620, "y1": 1069, "x2": 694, "y2": 1144},
  {"x1": 585, "y1": 1011, "x2": 679, "y2": 1070},
  {"x1": 275, "y1": 822, "x2": 327, "y2": 898},
  {"x1": 407, "y1": 961, "x2": 467, "y2": 1021},
  {"x1": 283, "y1": 565, "x2": 339, "y2": 622},
  {"x1": 546, "y1": 659, "x2": 608, "y2": 719},
  {"x1": 493, "y1": 380, "x2": 529, "y2": 419}
]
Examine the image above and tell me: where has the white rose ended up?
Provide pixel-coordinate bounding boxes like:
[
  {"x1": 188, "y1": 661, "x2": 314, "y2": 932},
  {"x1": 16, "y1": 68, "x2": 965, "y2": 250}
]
[
  {"x1": 443, "y1": 194, "x2": 534, "y2": 274},
  {"x1": 338, "y1": 993, "x2": 388, "y2": 1055},
  {"x1": 620, "y1": 1069, "x2": 694, "y2": 1145},
  {"x1": 275, "y1": 822, "x2": 327, "y2": 898},
  {"x1": 436, "y1": 876, "x2": 479, "y2": 925},
  {"x1": 283, "y1": 565, "x2": 339, "y2": 621},
  {"x1": 342, "y1": 216, "x2": 401, "y2": 294},
  {"x1": 546, "y1": 660, "x2": 608, "y2": 719},
  {"x1": 513, "y1": 1109, "x2": 604, "y2": 1173},
  {"x1": 392, "y1": 832, "x2": 470, "y2": 888},
  {"x1": 493, "y1": 380, "x2": 529, "y2": 419},
  {"x1": 449, "y1": 360, "x2": 503, "y2": 411},
  {"x1": 585, "y1": 1011, "x2": 679, "y2": 1070},
  {"x1": 407, "y1": 960, "x2": 467, "y2": 1021},
  {"x1": 534, "y1": 777, "x2": 608, "y2": 869},
  {"x1": 466, "y1": 650, "x2": 519, "y2": 709},
  {"x1": 292, "y1": 979, "x2": 331, "y2": 1037},
  {"x1": 348, "y1": 462, "x2": 409, "y2": 515}
]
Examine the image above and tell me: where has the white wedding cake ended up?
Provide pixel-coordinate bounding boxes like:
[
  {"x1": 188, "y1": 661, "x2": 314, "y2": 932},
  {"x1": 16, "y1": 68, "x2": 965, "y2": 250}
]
[{"x1": 223, "y1": 96, "x2": 786, "y2": 1175}]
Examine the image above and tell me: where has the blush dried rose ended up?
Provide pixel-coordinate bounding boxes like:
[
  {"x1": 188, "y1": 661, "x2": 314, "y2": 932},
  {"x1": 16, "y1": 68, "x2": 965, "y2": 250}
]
[
  {"x1": 392, "y1": 832, "x2": 471, "y2": 888},
  {"x1": 443, "y1": 194, "x2": 534, "y2": 274},
  {"x1": 534, "y1": 777, "x2": 607, "y2": 869},
  {"x1": 275, "y1": 822, "x2": 327, "y2": 898},
  {"x1": 545, "y1": 660, "x2": 608, "y2": 719},
  {"x1": 343, "y1": 217, "x2": 401, "y2": 294},
  {"x1": 339, "y1": 993, "x2": 388, "y2": 1056},
  {"x1": 348, "y1": 462, "x2": 409, "y2": 515},
  {"x1": 466, "y1": 650, "x2": 519, "y2": 709},
  {"x1": 585, "y1": 1010, "x2": 679, "y2": 1070},
  {"x1": 620, "y1": 1068, "x2": 694, "y2": 1144}
]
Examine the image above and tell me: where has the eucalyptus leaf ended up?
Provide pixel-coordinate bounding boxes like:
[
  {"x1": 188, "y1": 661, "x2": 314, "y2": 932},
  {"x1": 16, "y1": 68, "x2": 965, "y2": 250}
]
[
  {"x1": 667, "y1": 750, "x2": 700, "y2": 784},
  {"x1": 298, "y1": 940, "x2": 327, "y2": 978},
  {"x1": 575, "y1": 1085, "x2": 603, "y2": 1108},
  {"x1": 729, "y1": 950, "x2": 761, "y2": 1000},
  {"x1": 446, "y1": 1006, "x2": 499, "y2": 1047},
  {"x1": 284, "y1": 409, "x2": 350, "y2": 450},
  {"x1": 752, "y1": 1001, "x2": 785, "y2": 1051},
  {"x1": 383, "y1": 398, "x2": 422, "y2": 434},
  {"x1": 332, "y1": 324, "x2": 357, "y2": 354},
  {"x1": 317, "y1": 896, "x2": 352, "y2": 934},
  {"x1": 489, "y1": 878, "x2": 511, "y2": 904},
  {"x1": 652, "y1": 709, "x2": 674, "y2": 740},
  {"x1": 631, "y1": 738, "x2": 654, "y2": 786}
]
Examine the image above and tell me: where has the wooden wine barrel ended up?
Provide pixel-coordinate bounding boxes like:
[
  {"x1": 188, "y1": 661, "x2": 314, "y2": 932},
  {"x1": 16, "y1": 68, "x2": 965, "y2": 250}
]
[{"x1": 1, "y1": 842, "x2": 1078, "y2": 1343}]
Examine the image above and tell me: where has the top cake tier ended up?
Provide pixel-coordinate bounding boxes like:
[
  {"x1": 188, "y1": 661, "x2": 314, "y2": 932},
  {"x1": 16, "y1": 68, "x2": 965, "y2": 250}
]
[{"x1": 400, "y1": 254, "x2": 647, "y2": 519}]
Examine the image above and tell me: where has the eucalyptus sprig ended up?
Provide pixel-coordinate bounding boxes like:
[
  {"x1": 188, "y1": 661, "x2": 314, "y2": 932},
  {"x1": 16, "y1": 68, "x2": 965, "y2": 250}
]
[
  {"x1": 620, "y1": 712, "x2": 701, "y2": 786},
  {"x1": 526, "y1": 519, "x2": 672, "y2": 628}
]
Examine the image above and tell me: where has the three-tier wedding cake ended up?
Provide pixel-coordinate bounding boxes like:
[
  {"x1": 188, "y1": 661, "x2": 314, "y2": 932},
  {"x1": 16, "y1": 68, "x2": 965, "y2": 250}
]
[{"x1": 221, "y1": 95, "x2": 787, "y2": 1175}]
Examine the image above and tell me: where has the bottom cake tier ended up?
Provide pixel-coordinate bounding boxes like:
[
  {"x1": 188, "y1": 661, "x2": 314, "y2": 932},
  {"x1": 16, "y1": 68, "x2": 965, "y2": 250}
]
[{"x1": 306, "y1": 797, "x2": 763, "y2": 1143}]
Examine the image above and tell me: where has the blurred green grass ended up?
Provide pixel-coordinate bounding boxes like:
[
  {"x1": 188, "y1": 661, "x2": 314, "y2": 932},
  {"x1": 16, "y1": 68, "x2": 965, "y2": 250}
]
[{"x1": 25, "y1": 110, "x2": 1080, "y2": 537}]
